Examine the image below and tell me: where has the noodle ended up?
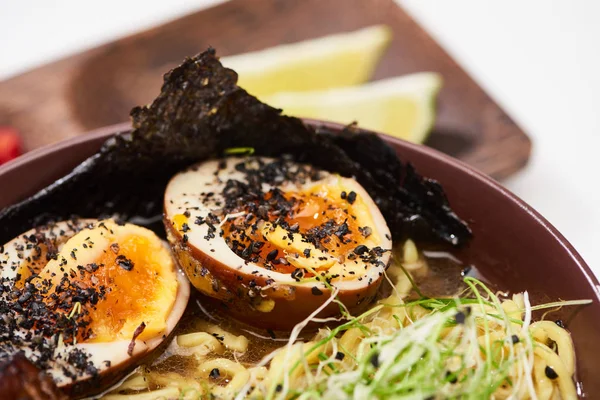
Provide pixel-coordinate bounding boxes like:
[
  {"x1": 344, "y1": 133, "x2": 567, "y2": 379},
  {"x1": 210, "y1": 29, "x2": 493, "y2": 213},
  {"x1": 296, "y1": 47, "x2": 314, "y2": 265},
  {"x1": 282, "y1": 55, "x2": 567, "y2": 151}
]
[
  {"x1": 104, "y1": 241, "x2": 586, "y2": 400},
  {"x1": 199, "y1": 358, "x2": 251, "y2": 397}
]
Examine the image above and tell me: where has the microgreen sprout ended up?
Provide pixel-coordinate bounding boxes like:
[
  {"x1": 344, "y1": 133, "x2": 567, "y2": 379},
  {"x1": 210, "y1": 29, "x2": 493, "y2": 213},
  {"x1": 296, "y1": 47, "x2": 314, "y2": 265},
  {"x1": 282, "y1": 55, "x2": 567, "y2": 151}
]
[
  {"x1": 245, "y1": 276, "x2": 590, "y2": 400},
  {"x1": 224, "y1": 147, "x2": 255, "y2": 156}
]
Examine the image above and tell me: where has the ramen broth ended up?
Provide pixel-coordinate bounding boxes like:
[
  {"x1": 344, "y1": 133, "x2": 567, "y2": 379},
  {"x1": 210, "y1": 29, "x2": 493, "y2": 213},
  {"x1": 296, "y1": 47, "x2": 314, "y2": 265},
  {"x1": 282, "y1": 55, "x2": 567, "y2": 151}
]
[{"x1": 140, "y1": 243, "x2": 476, "y2": 384}]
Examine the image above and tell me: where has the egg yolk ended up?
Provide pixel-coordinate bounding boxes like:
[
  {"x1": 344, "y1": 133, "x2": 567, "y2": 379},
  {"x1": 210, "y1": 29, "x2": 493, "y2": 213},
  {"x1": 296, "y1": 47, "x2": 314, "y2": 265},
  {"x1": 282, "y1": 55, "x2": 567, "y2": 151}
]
[
  {"x1": 36, "y1": 221, "x2": 178, "y2": 343},
  {"x1": 222, "y1": 182, "x2": 380, "y2": 274},
  {"x1": 83, "y1": 234, "x2": 176, "y2": 342}
]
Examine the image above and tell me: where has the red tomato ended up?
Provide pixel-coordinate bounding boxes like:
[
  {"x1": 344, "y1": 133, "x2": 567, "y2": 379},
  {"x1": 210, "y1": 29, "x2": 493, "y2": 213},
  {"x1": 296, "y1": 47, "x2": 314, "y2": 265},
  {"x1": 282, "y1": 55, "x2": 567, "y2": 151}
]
[{"x1": 0, "y1": 127, "x2": 22, "y2": 165}]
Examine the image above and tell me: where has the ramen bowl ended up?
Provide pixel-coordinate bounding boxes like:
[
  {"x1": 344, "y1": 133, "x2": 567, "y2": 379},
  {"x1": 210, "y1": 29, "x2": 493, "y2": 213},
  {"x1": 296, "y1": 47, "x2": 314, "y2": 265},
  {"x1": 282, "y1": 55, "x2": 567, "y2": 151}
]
[{"x1": 1, "y1": 121, "x2": 598, "y2": 397}]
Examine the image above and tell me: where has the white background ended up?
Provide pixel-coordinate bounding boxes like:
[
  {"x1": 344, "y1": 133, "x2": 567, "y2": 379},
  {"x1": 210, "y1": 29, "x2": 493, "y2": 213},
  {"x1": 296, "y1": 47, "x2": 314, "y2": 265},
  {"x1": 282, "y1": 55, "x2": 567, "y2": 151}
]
[{"x1": 1, "y1": 1, "x2": 599, "y2": 277}]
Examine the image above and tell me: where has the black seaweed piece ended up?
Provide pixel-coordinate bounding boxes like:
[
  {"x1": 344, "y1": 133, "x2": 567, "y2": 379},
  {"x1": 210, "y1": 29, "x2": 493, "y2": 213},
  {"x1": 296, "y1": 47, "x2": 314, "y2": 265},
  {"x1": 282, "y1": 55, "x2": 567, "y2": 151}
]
[
  {"x1": 320, "y1": 125, "x2": 470, "y2": 245},
  {"x1": 0, "y1": 48, "x2": 471, "y2": 246}
]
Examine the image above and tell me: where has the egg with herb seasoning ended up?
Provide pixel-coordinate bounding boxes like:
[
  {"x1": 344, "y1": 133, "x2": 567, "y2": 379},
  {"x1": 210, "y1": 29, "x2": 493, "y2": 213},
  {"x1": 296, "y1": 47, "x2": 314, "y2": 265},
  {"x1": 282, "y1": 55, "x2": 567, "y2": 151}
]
[
  {"x1": 0, "y1": 219, "x2": 190, "y2": 398},
  {"x1": 164, "y1": 156, "x2": 392, "y2": 330}
]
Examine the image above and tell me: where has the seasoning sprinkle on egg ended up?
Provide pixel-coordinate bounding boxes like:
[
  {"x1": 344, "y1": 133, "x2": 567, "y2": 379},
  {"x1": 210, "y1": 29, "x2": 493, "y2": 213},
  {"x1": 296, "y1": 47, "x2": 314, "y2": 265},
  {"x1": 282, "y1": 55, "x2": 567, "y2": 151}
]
[
  {"x1": 164, "y1": 156, "x2": 392, "y2": 330},
  {"x1": 0, "y1": 219, "x2": 190, "y2": 398}
]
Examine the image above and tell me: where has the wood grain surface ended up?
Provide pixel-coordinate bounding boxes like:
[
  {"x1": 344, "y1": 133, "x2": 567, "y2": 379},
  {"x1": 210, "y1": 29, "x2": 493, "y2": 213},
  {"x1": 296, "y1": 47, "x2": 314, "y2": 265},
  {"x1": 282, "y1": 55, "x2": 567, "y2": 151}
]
[{"x1": 0, "y1": 0, "x2": 531, "y2": 180}]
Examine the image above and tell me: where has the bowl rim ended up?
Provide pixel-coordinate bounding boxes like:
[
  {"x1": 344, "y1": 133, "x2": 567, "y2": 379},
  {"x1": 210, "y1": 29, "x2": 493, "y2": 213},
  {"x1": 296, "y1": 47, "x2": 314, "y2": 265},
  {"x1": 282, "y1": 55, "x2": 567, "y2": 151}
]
[{"x1": 1, "y1": 120, "x2": 597, "y2": 294}]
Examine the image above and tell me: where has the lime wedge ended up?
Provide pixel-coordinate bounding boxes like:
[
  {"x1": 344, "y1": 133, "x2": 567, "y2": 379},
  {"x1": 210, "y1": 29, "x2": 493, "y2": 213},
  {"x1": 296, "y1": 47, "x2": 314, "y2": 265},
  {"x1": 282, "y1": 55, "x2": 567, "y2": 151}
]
[
  {"x1": 263, "y1": 73, "x2": 442, "y2": 144},
  {"x1": 221, "y1": 25, "x2": 392, "y2": 98}
]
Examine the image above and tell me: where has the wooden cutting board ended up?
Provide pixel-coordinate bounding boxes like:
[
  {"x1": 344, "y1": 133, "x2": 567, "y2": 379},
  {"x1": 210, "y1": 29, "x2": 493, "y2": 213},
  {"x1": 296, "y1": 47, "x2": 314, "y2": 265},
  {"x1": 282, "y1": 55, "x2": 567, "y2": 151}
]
[{"x1": 0, "y1": 0, "x2": 530, "y2": 180}]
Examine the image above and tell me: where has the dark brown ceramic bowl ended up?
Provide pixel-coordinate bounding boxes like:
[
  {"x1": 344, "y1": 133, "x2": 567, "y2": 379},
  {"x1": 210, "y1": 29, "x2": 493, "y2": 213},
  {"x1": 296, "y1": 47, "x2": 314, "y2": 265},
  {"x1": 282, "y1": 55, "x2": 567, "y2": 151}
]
[{"x1": 1, "y1": 121, "x2": 599, "y2": 397}]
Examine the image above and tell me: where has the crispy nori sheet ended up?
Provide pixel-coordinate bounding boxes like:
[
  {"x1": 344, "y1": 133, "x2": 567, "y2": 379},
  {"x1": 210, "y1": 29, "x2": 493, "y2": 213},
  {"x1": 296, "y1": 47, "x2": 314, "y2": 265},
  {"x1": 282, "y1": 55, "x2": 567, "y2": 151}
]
[{"x1": 0, "y1": 48, "x2": 471, "y2": 246}]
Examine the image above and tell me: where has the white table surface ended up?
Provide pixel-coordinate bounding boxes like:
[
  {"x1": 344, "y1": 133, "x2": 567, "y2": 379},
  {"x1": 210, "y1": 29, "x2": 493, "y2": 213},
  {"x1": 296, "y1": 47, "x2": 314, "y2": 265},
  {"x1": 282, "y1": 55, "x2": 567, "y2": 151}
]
[{"x1": 1, "y1": 0, "x2": 599, "y2": 277}]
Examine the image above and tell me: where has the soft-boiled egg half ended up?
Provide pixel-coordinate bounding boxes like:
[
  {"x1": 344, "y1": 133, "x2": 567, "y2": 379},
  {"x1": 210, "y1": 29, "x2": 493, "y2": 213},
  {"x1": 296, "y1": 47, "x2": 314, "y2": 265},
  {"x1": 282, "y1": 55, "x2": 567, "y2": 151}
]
[
  {"x1": 0, "y1": 219, "x2": 190, "y2": 398},
  {"x1": 164, "y1": 156, "x2": 392, "y2": 330}
]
